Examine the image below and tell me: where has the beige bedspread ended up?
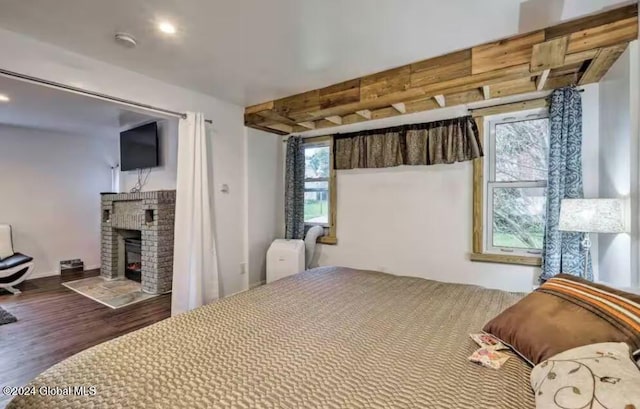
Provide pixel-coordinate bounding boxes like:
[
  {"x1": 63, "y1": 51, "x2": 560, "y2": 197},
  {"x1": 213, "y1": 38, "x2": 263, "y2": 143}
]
[{"x1": 8, "y1": 266, "x2": 535, "y2": 408}]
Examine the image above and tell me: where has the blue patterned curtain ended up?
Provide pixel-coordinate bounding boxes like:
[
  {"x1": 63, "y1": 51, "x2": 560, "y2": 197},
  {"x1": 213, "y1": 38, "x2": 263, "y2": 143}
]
[
  {"x1": 541, "y1": 87, "x2": 592, "y2": 281},
  {"x1": 285, "y1": 136, "x2": 305, "y2": 239}
]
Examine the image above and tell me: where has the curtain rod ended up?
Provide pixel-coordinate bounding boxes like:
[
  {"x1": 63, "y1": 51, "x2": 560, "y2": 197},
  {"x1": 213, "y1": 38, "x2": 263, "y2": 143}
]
[{"x1": 0, "y1": 68, "x2": 213, "y2": 124}]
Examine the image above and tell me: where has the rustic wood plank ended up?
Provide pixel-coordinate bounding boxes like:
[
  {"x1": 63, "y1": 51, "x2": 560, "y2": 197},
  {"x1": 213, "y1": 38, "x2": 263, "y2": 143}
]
[
  {"x1": 245, "y1": 101, "x2": 274, "y2": 115},
  {"x1": 371, "y1": 107, "x2": 401, "y2": 121},
  {"x1": 319, "y1": 79, "x2": 361, "y2": 110},
  {"x1": 361, "y1": 66, "x2": 411, "y2": 101},
  {"x1": 579, "y1": 44, "x2": 627, "y2": 84},
  {"x1": 536, "y1": 69, "x2": 551, "y2": 91},
  {"x1": 563, "y1": 49, "x2": 600, "y2": 65},
  {"x1": 245, "y1": 4, "x2": 638, "y2": 134},
  {"x1": 530, "y1": 36, "x2": 568, "y2": 71},
  {"x1": 444, "y1": 89, "x2": 484, "y2": 106},
  {"x1": 424, "y1": 63, "x2": 534, "y2": 97},
  {"x1": 546, "y1": 3, "x2": 637, "y2": 39},
  {"x1": 410, "y1": 49, "x2": 472, "y2": 88},
  {"x1": 286, "y1": 63, "x2": 533, "y2": 123},
  {"x1": 247, "y1": 123, "x2": 290, "y2": 135},
  {"x1": 544, "y1": 73, "x2": 579, "y2": 90},
  {"x1": 406, "y1": 97, "x2": 439, "y2": 113},
  {"x1": 266, "y1": 123, "x2": 294, "y2": 134},
  {"x1": 256, "y1": 109, "x2": 299, "y2": 127},
  {"x1": 274, "y1": 90, "x2": 320, "y2": 121},
  {"x1": 566, "y1": 17, "x2": 637, "y2": 54},
  {"x1": 489, "y1": 77, "x2": 536, "y2": 99},
  {"x1": 471, "y1": 98, "x2": 548, "y2": 117},
  {"x1": 472, "y1": 31, "x2": 545, "y2": 75}
]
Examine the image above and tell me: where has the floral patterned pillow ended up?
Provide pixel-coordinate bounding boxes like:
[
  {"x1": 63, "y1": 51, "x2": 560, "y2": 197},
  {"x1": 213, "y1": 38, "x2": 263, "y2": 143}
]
[{"x1": 531, "y1": 342, "x2": 640, "y2": 409}]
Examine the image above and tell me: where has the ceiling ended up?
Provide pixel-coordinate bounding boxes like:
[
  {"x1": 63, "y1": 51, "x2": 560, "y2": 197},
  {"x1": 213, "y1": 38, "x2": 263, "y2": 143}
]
[
  {"x1": 0, "y1": 75, "x2": 163, "y2": 135},
  {"x1": 0, "y1": 0, "x2": 631, "y2": 107}
]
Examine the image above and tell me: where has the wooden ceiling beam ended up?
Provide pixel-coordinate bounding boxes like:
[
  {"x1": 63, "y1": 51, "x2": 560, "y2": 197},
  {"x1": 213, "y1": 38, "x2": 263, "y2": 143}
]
[
  {"x1": 245, "y1": 4, "x2": 638, "y2": 134},
  {"x1": 579, "y1": 44, "x2": 628, "y2": 85},
  {"x1": 530, "y1": 36, "x2": 568, "y2": 71}
]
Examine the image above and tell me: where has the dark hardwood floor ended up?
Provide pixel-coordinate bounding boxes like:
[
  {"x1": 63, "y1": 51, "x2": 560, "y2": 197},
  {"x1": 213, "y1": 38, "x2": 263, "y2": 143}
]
[{"x1": 0, "y1": 270, "x2": 171, "y2": 409}]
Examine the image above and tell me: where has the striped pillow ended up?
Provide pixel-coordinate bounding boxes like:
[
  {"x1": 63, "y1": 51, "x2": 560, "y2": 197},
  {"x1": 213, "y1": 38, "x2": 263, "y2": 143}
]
[
  {"x1": 483, "y1": 274, "x2": 640, "y2": 365},
  {"x1": 538, "y1": 276, "x2": 640, "y2": 345}
]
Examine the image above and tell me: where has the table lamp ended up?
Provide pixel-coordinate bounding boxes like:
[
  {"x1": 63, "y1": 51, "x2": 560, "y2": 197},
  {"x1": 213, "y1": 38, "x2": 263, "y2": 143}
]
[{"x1": 558, "y1": 198, "x2": 629, "y2": 277}]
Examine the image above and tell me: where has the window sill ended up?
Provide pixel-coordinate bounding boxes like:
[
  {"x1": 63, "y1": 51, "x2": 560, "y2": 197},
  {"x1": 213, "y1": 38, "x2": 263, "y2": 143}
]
[
  {"x1": 469, "y1": 253, "x2": 541, "y2": 267},
  {"x1": 318, "y1": 236, "x2": 338, "y2": 245}
]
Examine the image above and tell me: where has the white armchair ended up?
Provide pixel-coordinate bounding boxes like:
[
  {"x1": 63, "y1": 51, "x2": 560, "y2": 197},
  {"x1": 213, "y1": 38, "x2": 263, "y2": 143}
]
[{"x1": 0, "y1": 224, "x2": 34, "y2": 294}]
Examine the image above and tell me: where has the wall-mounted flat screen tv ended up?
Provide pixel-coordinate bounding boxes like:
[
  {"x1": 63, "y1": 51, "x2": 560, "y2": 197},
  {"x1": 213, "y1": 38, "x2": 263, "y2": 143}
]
[{"x1": 120, "y1": 122, "x2": 159, "y2": 171}]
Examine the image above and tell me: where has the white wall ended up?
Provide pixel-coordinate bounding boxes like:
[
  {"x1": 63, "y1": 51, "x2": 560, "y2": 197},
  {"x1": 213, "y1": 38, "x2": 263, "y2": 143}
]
[
  {"x1": 582, "y1": 83, "x2": 601, "y2": 279},
  {"x1": 598, "y1": 41, "x2": 639, "y2": 288},
  {"x1": 0, "y1": 125, "x2": 117, "y2": 278},
  {"x1": 119, "y1": 118, "x2": 179, "y2": 193},
  {"x1": 0, "y1": 28, "x2": 247, "y2": 297},
  {"x1": 269, "y1": 85, "x2": 601, "y2": 293},
  {"x1": 246, "y1": 128, "x2": 284, "y2": 287}
]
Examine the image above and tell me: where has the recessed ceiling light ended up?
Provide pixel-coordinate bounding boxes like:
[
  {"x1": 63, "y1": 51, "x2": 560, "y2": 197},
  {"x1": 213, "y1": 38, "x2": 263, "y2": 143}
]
[
  {"x1": 158, "y1": 21, "x2": 176, "y2": 35},
  {"x1": 0, "y1": 94, "x2": 9, "y2": 102}
]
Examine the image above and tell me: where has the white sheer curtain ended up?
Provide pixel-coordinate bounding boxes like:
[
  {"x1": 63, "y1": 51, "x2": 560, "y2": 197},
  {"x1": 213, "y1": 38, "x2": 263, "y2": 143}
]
[{"x1": 171, "y1": 112, "x2": 219, "y2": 316}]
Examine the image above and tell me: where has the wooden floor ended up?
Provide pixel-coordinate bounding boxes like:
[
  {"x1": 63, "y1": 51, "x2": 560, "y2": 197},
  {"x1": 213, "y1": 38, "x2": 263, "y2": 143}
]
[{"x1": 0, "y1": 270, "x2": 171, "y2": 409}]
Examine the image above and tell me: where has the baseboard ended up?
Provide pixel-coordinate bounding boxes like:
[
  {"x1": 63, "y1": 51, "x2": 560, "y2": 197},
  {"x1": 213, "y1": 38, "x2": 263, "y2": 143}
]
[
  {"x1": 29, "y1": 270, "x2": 59, "y2": 279},
  {"x1": 28, "y1": 264, "x2": 101, "y2": 280}
]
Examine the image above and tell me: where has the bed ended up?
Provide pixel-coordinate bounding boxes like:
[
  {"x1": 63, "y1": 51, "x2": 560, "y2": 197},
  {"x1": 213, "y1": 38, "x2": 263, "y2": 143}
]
[{"x1": 8, "y1": 266, "x2": 535, "y2": 408}]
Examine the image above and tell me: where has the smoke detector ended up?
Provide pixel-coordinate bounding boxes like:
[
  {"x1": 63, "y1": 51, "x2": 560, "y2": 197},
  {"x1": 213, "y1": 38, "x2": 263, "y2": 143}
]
[{"x1": 114, "y1": 32, "x2": 137, "y2": 48}]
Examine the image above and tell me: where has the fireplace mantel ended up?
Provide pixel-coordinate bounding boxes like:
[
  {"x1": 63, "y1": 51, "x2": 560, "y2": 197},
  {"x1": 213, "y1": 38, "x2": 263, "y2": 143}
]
[{"x1": 100, "y1": 191, "x2": 176, "y2": 294}]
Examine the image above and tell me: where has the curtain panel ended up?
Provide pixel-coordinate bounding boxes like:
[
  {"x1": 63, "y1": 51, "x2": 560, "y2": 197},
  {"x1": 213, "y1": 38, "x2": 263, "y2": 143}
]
[
  {"x1": 172, "y1": 112, "x2": 219, "y2": 316},
  {"x1": 541, "y1": 87, "x2": 592, "y2": 281},
  {"x1": 285, "y1": 136, "x2": 305, "y2": 240},
  {"x1": 333, "y1": 116, "x2": 482, "y2": 170}
]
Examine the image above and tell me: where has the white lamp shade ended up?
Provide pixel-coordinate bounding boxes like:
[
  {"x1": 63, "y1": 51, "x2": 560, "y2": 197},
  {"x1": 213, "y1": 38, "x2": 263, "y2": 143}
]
[{"x1": 558, "y1": 199, "x2": 628, "y2": 233}]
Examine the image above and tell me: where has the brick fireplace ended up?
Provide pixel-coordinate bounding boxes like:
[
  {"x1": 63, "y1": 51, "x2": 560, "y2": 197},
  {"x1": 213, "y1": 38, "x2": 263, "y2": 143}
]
[{"x1": 100, "y1": 191, "x2": 176, "y2": 294}]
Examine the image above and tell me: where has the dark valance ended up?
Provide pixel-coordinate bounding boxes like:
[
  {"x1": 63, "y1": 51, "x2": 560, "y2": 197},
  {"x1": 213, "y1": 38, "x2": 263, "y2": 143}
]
[{"x1": 333, "y1": 116, "x2": 483, "y2": 170}]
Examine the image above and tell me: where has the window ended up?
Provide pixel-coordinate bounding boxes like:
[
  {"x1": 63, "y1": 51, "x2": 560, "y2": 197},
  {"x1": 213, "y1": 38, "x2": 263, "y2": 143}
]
[
  {"x1": 471, "y1": 100, "x2": 549, "y2": 266},
  {"x1": 486, "y1": 112, "x2": 549, "y2": 255},
  {"x1": 303, "y1": 136, "x2": 337, "y2": 244}
]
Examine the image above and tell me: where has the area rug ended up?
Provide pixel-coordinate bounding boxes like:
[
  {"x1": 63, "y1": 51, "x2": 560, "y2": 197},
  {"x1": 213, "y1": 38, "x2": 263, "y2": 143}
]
[
  {"x1": 0, "y1": 306, "x2": 17, "y2": 325},
  {"x1": 62, "y1": 276, "x2": 158, "y2": 309}
]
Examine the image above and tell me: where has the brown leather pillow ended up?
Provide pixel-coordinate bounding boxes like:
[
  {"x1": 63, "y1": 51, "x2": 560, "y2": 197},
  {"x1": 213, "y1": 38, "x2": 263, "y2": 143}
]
[{"x1": 483, "y1": 274, "x2": 640, "y2": 365}]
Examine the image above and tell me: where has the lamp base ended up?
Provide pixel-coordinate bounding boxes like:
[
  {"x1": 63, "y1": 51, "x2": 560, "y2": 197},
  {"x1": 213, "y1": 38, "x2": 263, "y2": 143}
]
[{"x1": 582, "y1": 234, "x2": 591, "y2": 279}]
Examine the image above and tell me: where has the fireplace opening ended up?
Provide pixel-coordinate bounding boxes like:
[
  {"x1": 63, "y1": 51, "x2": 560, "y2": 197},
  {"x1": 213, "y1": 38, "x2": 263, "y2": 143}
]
[{"x1": 124, "y1": 236, "x2": 142, "y2": 282}]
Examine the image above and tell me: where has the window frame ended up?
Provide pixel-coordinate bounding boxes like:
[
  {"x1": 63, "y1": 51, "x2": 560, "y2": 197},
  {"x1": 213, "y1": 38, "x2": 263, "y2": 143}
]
[
  {"x1": 485, "y1": 110, "x2": 549, "y2": 256},
  {"x1": 302, "y1": 135, "x2": 338, "y2": 245},
  {"x1": 470, "y1": 98, "x2": 549, "y2": 267}
]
